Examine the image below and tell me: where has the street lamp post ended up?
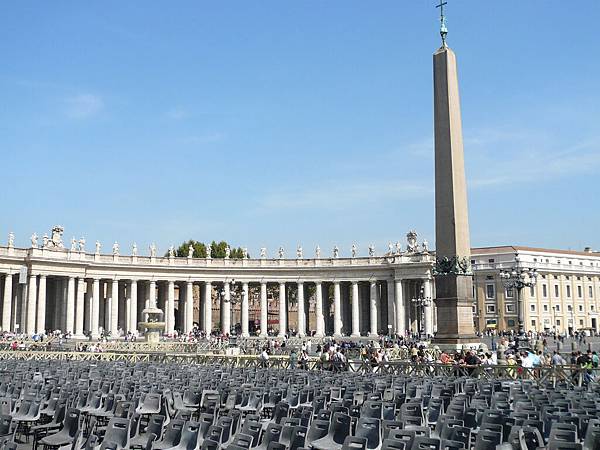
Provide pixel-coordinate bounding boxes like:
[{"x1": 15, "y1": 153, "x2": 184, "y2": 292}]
[
  {"x1": 411, "y1": 286, "x2": 431, "y2": 341},
  {"x1": 499, "y1": 257, "x2": 538, "y2": 351}
]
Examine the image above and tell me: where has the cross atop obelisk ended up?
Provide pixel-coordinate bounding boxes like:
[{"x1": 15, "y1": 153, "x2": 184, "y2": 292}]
[{"x1": 431, "y1": 1, "x2": 479, "y2": 349}]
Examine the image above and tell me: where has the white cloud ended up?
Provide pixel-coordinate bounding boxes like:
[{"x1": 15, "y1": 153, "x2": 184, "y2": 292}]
[
  {"x1": 166, "y1": 107, "x2": 188, "y2": 120},
  {"x1": 259, "y1": 179, "x2": 431, "y2": 211},
  {"x1": 65, "y1": 94, "x2": 104, "y2": 119}
]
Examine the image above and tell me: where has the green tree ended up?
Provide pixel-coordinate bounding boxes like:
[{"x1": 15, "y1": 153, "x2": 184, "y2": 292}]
[
  {"x1": 174, "y1": 240, "x2": 207, "y2": 258},
  {"x1": 172, "y1": 240, "x2": 248, "y2": 259}
]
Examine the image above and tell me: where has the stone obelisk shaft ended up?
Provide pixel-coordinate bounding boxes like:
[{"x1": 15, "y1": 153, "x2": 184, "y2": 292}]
[{"x1": 432, "y1": 45, "x2": 477, "y2": 346}]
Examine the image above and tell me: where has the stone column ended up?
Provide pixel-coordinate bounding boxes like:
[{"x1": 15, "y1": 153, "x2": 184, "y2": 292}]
[
  {"x1": 423, "y1": 277, "x2": 434, "y2": 337},
  {"x1": 395, "y1": 280, "x2": 405, "y2": 336},
  {"x1": 387, "y1": 279, "x2": 396, "y2": 335},
  {"x1": 260, "y1": 282, "x2": 268, "y2": 337},
  {"x1": 222, "y1": 282, "x2": 231, "y2": 334},
  {"x1": 333, "y1": 281, "x2": 342, "y2": 337},
  {"x1": 297, "y1": 282, "x2": 306, "y2": 337},
  {"x1": 167, "y1": 281, "x2": 175, "y2": 334},
  {"x1": 185, "y1": 281, "x2": 193, "y2": 333},
  {"x1": 315, "y1": 281, "x2": 324, "y2": 337},
  {"x1": 369, "y1": 281, "x2": 378, "y2": 336},
  {"x1": 2, "y1": 273, "x2": 12, "y2": 332},
  {"x1": 91, "y1": 279, "x2": 100, "y2": 338},
  {"x1": 84, "y1": 280, "x2": 92, "y2": 334},
  {"x1": 204, "y1": 282, "x2": 212, "y2": 335},
  {"x1": 351, "y1": 281, "x2": 360, "y2": 337},
  {"x1": 129, "y1": 280, "x2": 138, "y2": 333},
  {"x1": 149, "y1": 280, "x2": 157, "y2": 310},
  {"x1": 241, "y1": 282, "x2": 249, "y2": 337},
  {"x1": 75, "y1": 278, "x2": 85, "y2": 336},
  {"x1": 110, "y1": 280, "x2": 119, "y2": 336},
  {"x1": 37, "y1": 275, "x2": 46, "y2": 334},
  {"x1": 65, "y1": 277, "x2": 75, "y2": 334},
  {"x1": 27, "y1": 274, "x2": 37, "y2": 334},
  {"x1": 278, "y1": 282, "x2": 286, "y2": 337}
]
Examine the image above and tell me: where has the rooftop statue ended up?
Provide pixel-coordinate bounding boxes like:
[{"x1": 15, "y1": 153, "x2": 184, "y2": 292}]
[
  {"x1": 31, "y1": 233, "x2": 38, "y2": 248},
  {"x1": 71, "y1": 237, "x2": 77, "y2": 252},
  {"x1": 149, "y1": 243, "x2": 157, "y2": 257},
  {"x1": 49, "y1": 226, "x2": 64, "y2": 249},
  {"x1": 315, "y1": 245, "x2": 321, "y2": 259},
  {"x1": 296, "y1": 245, "x2": 303, "y2": 259},
  {"x1": 206, "y1": 245, "x2": 212, "y2": 259},
  {"x1": 333, "y1": 246, "x2": 339, "y2": 258},
  {"x1": 7, "y1": 232, "x2": 14, "y2": 248},
  {"x1": 79, "y1": 237, "x2": 86, "y2": 252},
  {"x1": 225, "y1": 245, "x2": 231, "y2": 259},
  {"x1": 278, "y1": 246, "x2": 284, "y2": 259},
  {"x1": 95, "y1": 241, "x2": 101, "y2": 254},
  {"x1": 406, "y1": 230, "x2": 418, "y2": 253},
  {"x1": 113, "y1": 242, "x2": 120, "y2": 256},
  {"x1": 260, "y1": 247, "x2": 267, "y2": 258},
  {"x1": 368, "y1": 244, "x2": 375, "y2": 257},
  {"x1": 188, "y1": 244, "x2": 194, "y2": 258},
  {"x1": 42, "y1": 234, "x2": 49, "y2": 248},
  {"x1": 395, "y1": 241, "x2": 402, "y2": 254},
  {"x1": 351, "y1": 243, "x2": 357, "y2": 258},
  {"x1": 242, "y1": 247, "x2": 248, "y2": 259},
  {"x1": 132, "y1": 242, "x2": 137, "y2": 256},
  {"x1": 168, "y1": 245, "x2": 175, "y2": 257}
]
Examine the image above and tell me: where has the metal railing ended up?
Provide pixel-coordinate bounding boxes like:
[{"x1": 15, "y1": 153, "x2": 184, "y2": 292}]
[{"x1": 0, "y1": 350, "x2": 596, "y2": 387}]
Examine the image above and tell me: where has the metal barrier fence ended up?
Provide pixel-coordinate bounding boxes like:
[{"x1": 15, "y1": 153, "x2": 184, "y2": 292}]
[{"x1": 0, "y1": 350, "x2": 596, "y2": 388}]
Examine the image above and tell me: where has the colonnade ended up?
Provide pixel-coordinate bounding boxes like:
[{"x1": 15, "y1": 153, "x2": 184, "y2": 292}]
[{"x1": 0, "y1": 272, "x2": 435, "y2": 338}]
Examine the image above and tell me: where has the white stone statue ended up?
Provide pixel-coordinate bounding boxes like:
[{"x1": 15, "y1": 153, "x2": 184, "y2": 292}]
[
  {"x1": 149, "y1": 243, "x2": 157, "y2": 257},
  {"x1": 242, "y1": 247, "x2": 248, "y2": 259},
  {"x1": 50, "y1": 226, "x2": 64, "y2": 248},
  {"x1": 278, "y1": 246, "x2": 284, "y2": 259},
  {"x1": 112, "y1": 242, "x2": 120, "y2": 256},
  {"x1": 31, "y1": 233, "x2": 38, "y2": 248},
  {"x1": 206, "y1": 245, "x2": 212, "y2": 259},
  {"x1": 225, "y1": 245, "x2": 231, "y2": 259},
  {"x1": 422, "y1": 240, "x2": 429, "y2": 253},
  {"x1": 95, "y1": 241, "x2": 101, "y2": 254},
  {"x1": 406, "y1": 230, "x2": 418, "y2": 253},
  {"x1": 71, "y1": 237, "x2": 77, "y2": 252},
  {"x1": 168, "y1": 245, "x2": 175, "y2": 258},
  {"x1": 260, "y1": 247, "x2": 267, "y2": 259},
  {"x1": 188, "y1": 244, "x2": 194, "y2": 258},
  {"x1": 42, "y1": 234, "x2": 49, "y2": 248},
  {"x1": 315, "y1": 245, "x2": 321, "y2": 259},
  {"x1": 79, "y1": 237, "x2": 86, "y2": 252},
  {"x1": 333, "y1": 246, "x2": 339, "y2": 258},
  {"x1": 296, "y1": 245, "x2": 303, "y2": 259},
  {"x1": 7, "y1": 232, "x2": 14, "y2": 248},
  {"x1": 132, "y1": 242, "x2": 137, "y2": 256},
  {"x1": 368, "y1": 244, "x2": 375, "y2": 257},
  {"x1": 387, "y1": 242, "x2": 394, "y2": 255},
  {"x1": 351, "y1": 243, "x2": 357, "y2": 258},
  {"x1": 395, "y1": 241, "x2": 402, "y2": 254}
]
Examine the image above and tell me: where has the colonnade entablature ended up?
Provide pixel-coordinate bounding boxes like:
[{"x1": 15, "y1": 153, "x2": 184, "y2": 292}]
[{"x1": 0, "y1": 244, "x2": 436, "y2": 339}]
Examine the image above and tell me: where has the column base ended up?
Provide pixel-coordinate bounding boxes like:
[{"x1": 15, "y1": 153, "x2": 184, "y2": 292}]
[
  {"x1": 314, "y1": 333, "x2": 325, "y2": 338},
  {"x1": 368, "y1": 332, "x2": 378, "y2": 338},
  {"x1": 333, "y1": 333, "x2": 342, "y2": 338},
  {"x1": 351, "y1": 333, "x2": 361, "y2": 338}
]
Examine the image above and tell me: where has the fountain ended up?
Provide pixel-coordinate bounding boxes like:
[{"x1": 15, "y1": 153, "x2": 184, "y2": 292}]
[{"x1": 138, "y1": 304, "x2": 166, "y2": 345}]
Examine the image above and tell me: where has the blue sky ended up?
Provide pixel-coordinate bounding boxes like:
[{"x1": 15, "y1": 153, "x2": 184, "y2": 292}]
[{"x1": 1, "y1": 1, "x2": 598, "y2": 257}]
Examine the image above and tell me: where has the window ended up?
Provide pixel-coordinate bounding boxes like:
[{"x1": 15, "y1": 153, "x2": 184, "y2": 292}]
[
  {"x1": 580, "y1": 320, "x2": 584, "y2": 326},
  {"x1": 486, "y1": 284, "x2": 495, "y2": 299},
  {"x1": 555, "y1": 305, "x2": 561, "y2": 312},
  {"x1": 471, "y1": 259, "x2": 475, "y2": 264},
  {"x1": 530, "y1": 285, "x2": 535, "y2": 297},
  {"x1": 566, "y1": 285, "x2": 571, "y2": 298},
  {"x1": 506, "y1": 304, "x2": 516, "y2": 313},
  {"x1": 486, "y1": 275, "x2": 493, "y2": 280},
  {"x1": 530, "y1": 304, "x2": 536, "y2": 312},
  {"x1": 507, "y1": 319, "x2": 516, "y2": 327},
  {"x1": 486, "y1": 305, "x2": 496, "y2": 314},
  {"x1": 591, "y1": 305, "x2": 595, "y2": 312},
  {"x1": 486, "y1": 319, "x2": 497, "y2": 327},
  {"x1": 567, "y1": 305, "x2": 573, "y2": 312},
  {"x1": 554, "y1": 285, "x2": 559, "y2": 297},
  {"x1": 578, "y1": 305, "x2": 584, "y2": 312},
  {"x1": 590, "y1": 286, "x2": 594, "y2": 298},
  {"x1": 577, "y1": 286, "x2": 582, "y2": 298},
  {"x1": 556, "y1": 319, "x2": 561, "y2": 326},
  {"x1": 543, "y1": 304, "x2": 548, "y2": 312},
  {"x1": 543, "y1": 284, "x2": 548, "y2": 297},
  {"x1": 505, "y1": 287, "x2": 514, "y2": 298},
  {"x1": 531, "y1": 319, "x2": 537, "y2": 327},
  {"x1": 488, "y1": 259, "x2": 495, "y2": 263},
  {"x1": 577, "y1": 276, "x2": 581, "y2": 281}
]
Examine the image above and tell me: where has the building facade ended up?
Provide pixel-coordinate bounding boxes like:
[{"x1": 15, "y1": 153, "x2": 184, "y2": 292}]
[
  {"x1": 0, "y1": 230, "x2": 436, "y2": 338},
  {"x1": 472, "y1": 246, "x2": 600, "y2": 334}
]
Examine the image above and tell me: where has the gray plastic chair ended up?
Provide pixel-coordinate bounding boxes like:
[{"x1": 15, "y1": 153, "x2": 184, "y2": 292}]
[
  {"x1": 311, "y1": 412, "x2": 351, "y2": 450},
  {"x1": 355, "y1": 417, "x2": 381, "y2": 450}
]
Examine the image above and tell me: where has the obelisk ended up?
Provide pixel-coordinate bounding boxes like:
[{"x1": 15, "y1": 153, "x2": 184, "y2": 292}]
[{"x1": 432, "y1": 2, "x2": 478, "y2": 348}]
